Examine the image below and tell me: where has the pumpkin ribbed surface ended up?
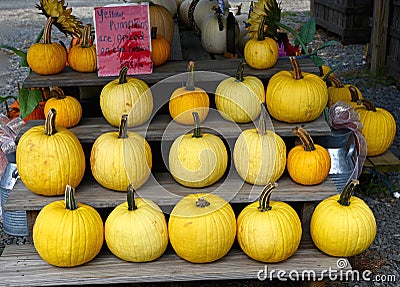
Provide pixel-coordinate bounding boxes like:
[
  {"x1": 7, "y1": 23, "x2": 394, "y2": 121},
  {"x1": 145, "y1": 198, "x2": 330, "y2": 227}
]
[
  {"x1": 33, "y1": 186, "x2": 104, "y2": 267},
  {"x1": 168, "y1": 193, "x2": 236, "y2": 263},
  {"x1": 105, "y1": 194, "x2": 168, "y2": 262}
]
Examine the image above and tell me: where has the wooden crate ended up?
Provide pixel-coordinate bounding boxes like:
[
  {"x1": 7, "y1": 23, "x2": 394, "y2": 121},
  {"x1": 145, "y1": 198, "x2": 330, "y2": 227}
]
[
  {"x1": 311, "y1": 0, "x2": 372, "y2": 44},
  {"x1": 386, "y1": 0, "x2": 400, "y2": 86}
]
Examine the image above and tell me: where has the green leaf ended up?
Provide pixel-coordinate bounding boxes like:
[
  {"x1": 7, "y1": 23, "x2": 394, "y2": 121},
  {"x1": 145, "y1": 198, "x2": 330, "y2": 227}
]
[
  {"x1": 34, "y1": 28, "x2": 44, "y2": 44},
  {"x1": 0, "y1": 95, "x2": 18, "y2": 104},
  {"x1": 19, "y1": 88, "x2": 42, "y2": 120},
  {"x1": 310, "y1": 54, "x2": 324, "y2": 67},
  {"x1": 295, "y1": 17, "x2": 316, "y2": 47}
]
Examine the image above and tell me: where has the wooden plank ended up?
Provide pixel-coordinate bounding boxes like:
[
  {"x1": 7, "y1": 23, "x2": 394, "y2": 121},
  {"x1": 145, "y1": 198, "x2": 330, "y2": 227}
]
[
  {"x1": 5, "y1": 172, "x2": 338, "y2": 212},
  {"x1": 370, "y1": 0, "x2": 391, "y2": 74},
  {"x1": 0, "y1": 243, "x2": 351, "y2": 286},
  {"x1": 364, "y1": 150, "x2": 400, "y2": 172},
  {"x1": 18, "y1": 113, "x2": 332, "y2": 144},
  {"x1": 22, "y1": 57, "x2": 320, "y2": 88}
]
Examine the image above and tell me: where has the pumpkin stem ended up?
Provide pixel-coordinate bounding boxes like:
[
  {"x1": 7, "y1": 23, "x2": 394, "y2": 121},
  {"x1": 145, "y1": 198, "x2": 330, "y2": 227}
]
[
  {"x1": 65, "y1": 185, "x2": 78, "y2": 210},
  {"x1": 49, "y1": 86, "x2": 66, "y2": 99},
  {"x1": 328, "y1": 75, "x2": 344, "y2": 88},
  {"x1": 118, "y1": 114, "x2": 129, "y2": 139},
  {"x1": 257, "y1": 16, "x2": 267, "y2": 41},
  {"x1": 192, "y1": 112, "x2": 202, "y2": 138},
  {"x1": 257, "y1": 103, "x2": 268, "y2": 135},
  {"x1": 151, "y1": 27, "x2": 157, "y2": 40},
  {"x1": 292, "y1": 126, "x2": 316, "y2": 151},
  {"x1": 235, "y1": 3, "x2": 242, "y2": 16},
  {"x1": 118, "y1": 66, "x2": 129, "y2": 84},
  {"x1": 196, "y1": 196, "x2": 211, "y2": 208},
  {"x1": 289, "y1": 57, "x2": 303, "y2": 80},
  {"x1": 43, "y1": 17, "x2": 55, "y2": 44},
  {"x1": 44, "y1": 108, "x2": 57, "y2": 136},
  {"x1": 81, "y1": 24, "x2": 92, "y2": 48},
  {"x1": 185, "y1": 61, "x2": 196, "y2": 91},
  {"x1": 349, "y1": 86, "x2": 361, "y2": 103},
  {"x1": 127, "y1": 184, "x2": 138, "y2": 211},
  {"x1": 359, "y1": 99, "x2": 377, "y2": 112},
  {"x1": 258, "y1": 182, "x2": 278, "y2": 211},
  {"x1": 235, "y1": 60, "x2": 246, "y2": 82},
  {"x1": 338, "y1": 179, "x2": 359, "y2": 206}
]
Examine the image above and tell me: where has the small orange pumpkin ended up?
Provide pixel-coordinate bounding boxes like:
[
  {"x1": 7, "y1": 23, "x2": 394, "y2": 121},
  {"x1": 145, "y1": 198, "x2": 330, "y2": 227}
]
[
  {"x1": 169, "y1": 61, "x2": 209, "y2": 125},
  {"x1": 150, "y1": 27, "x2": 171, "y2": 67},
  {"x1": 68, "y1": 24, "x2": 97, "y2": 72},
  {"x1": 287, "y1": 126, "x2": 331, "y2": 185}
]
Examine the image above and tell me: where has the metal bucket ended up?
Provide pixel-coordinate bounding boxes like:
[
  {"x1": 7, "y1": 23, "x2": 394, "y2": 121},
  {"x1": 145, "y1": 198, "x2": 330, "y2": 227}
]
[{"x1": 0, "y1": 162, "x2": 28, "y2": 236}]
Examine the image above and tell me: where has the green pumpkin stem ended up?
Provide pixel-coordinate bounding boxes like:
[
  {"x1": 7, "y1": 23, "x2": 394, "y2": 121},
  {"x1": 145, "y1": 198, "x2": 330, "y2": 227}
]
[
  {"x1": 118, "y1": 114, "x2": 129, "y2": 139},
  {"x1": 235, "y1": 60, "x2": 246, "y2": 82},
  {"x1": 118, "y1": 66, "x2": 129, "y2": 84},
  {"x1": 151, "y1": 27, "x2": 157, "y2": 40},
  {"x1": 292, "y1": 126, "x2": 316, "y2": 151},
  {"x1": 192, "y1": 112, "x2": 202, "y2": 138},
  {"x1": 43, "y1": 17, "x2": 55, "y2": 44},
  {"x1": 257, "y1": 103, "x2": 268, "y2": 135},
  {"x1": 49, "y1": 86, "x2": 66, "y2": 100},
  {"x1": 44, "y1": 108, "x2": 57, "y2": 136},
  {"x1": 65, "y1": 185, "x2": 78, "y2": 210},
  {"x1": 359, "y1": 99, "x2": 377, "y2": 112},
  {"x1": 349, "y1": 86, "x2": 361, "y2": 103},
  {"x1": 185, "y1": 61, "x2": 196, "y2": 91},
  {"x1": 81, "y1": 24, "x2": 92, "y2": 48},
  {"x1": 328, "y1": 76, "x2": 344, "y2": 88},
  {"x1": 258, "y1": 182, "x2": 278, "y2": 211},
  {"x1": 289, "y1": 57, "x2": 303, "y2": 80},
  {"x1": 338, "y1": 179, "x2": 359, "y2": 206},
  {"x1": 127, "y1": 184, "x2": 138, "y2": 211},
  {"x1": 257, "y1": 16, "x2": 267, "y2": 41},
  {"x1": 196, "y1": 196, "x2": 211, "y2": 208}
]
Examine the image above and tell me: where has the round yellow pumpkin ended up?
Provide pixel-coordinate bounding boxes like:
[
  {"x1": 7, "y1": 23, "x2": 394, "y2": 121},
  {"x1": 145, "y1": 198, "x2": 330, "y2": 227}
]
[
  {"x1": 237, "y1": 182, "x2": 302, "y2": 263},
  {"x1": 105, "y1": 184, "x2": 168, "y2": 262},
  {"x1": 90, "y1": 114, "x2": 152, "y2": 191},
  {"x1": 168, "y1": 193, "x2": 236, "y2": 263},
  {"x1": 100, "y1": 66, "x2": 153, "y2": 127},
  {"x1": 327, "y1": 75, "x2": 363, "y2": 107},
  {"x1": 33, "y1": 185, "x2": 104, "y2": 267},
  {"x1": 68, "y1": 24, "x2": 97, "y2": 73},
  {"x1": 16, "y1": 109, "x2": 85, "y2": 196}
]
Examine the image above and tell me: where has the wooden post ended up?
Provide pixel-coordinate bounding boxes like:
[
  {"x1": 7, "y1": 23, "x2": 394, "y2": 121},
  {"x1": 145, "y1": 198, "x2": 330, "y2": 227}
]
[{"x1": 370, "y1": 0, "x2": 391, "y2": 74}]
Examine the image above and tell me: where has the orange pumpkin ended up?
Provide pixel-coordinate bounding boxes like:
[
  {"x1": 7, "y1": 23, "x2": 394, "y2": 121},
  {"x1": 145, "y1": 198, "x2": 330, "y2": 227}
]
[
  {"x1": 68, "y1": 24, "x2": 97, "y2": 73},
  {"x1": 150, "y1": 27, "x2": 171, "y2": 67}
]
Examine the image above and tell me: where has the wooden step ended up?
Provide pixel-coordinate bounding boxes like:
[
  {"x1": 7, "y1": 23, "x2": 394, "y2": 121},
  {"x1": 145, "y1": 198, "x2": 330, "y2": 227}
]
[
  {"x1": 22, "y1": 57, "x2": 320, "y2": 88},
  {"x1": 18, "y1": 113, "x2": 332, "y2": 144},
  {"x1": 363, "y1": 150, "x2": 400, "y2": 173},
  {"x1": 5, "y1": 172, "x2": 338, "y2": 212},
  {"x1": 0, "y1": 242, "x2": 351, "y2": 286}
]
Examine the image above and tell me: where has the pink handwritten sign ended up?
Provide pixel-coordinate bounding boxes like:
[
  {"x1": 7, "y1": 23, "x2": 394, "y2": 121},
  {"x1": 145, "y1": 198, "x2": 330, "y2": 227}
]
[{"x1": 94, "y1": 3, "x2": 152, "y2": 77}]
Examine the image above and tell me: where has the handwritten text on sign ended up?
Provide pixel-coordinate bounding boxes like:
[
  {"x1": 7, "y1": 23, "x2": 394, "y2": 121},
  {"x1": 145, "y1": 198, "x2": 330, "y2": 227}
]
[{"x1": 94, "y1": 4, "x2": 152, "y2": 76}]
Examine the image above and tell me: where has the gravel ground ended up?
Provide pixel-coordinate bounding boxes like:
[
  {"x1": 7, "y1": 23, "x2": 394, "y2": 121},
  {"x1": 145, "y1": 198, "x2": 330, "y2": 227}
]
[{"x1": 1, "y1": 1, "x2": 399, "y2": 286}]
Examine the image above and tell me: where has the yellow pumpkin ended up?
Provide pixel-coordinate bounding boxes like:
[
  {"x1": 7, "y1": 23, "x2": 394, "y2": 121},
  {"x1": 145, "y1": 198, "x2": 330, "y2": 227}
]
[
  {"x1": 16, "y1": 109, "x2": 85, "y2": 196},
  {"x1": 233, "y1": 104, "x2": 286, "y2": 185},
  {"x1": 33, "y1": 185, "x2": 104, "y2": 267},
  {"x1": 310, "y1": 180, "x2": 377, "y2": 257},
  {"x1": 90, "y1": 114, "x2": 152, "y2": 191},
  {"x1": 27, "y1": 17, "x2": 67, "y2": 75},
  {"x1": 244, "y1": 16, "x2": 278, "y2": 70},
  {"x1": 287, "y1": 126, "x2": 331, "y2": 185},
  {"x1": 265, "y1": 57, "x2": 328, "y2": 123},
  {"x1": 105, "y1": 184, "x2": 168, "y2": 262},
  {"x1": 68, "y1": 24, "x2": 97, "y2": 73},
  {"x1": 237, "y1": 182, "x2": 302, "y2": 263},
  {"x1": 355, "y1": 99, "x2": 396, "y2": 156},
  {"x1": 215, "y1": 60, "x2": 265, "y2": 123},
  {"x1": 169, "y1": 61, "x2": 210, "y2": 125},
  {"x1": 100, "y1": 66, "x2": 153, "y2": 127},
  {"x1": 169, "y1": 112, "x2": 228, "y2": 188},
  {"x1": 44, "y1": 86, "x2": 82, "y2": 128},
  {"x1": 327, "y1": 75, "x2": 363, "y2": 107},
  {"x1": 168, "y1": 193, "x2": 236, "y2": 263}
]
